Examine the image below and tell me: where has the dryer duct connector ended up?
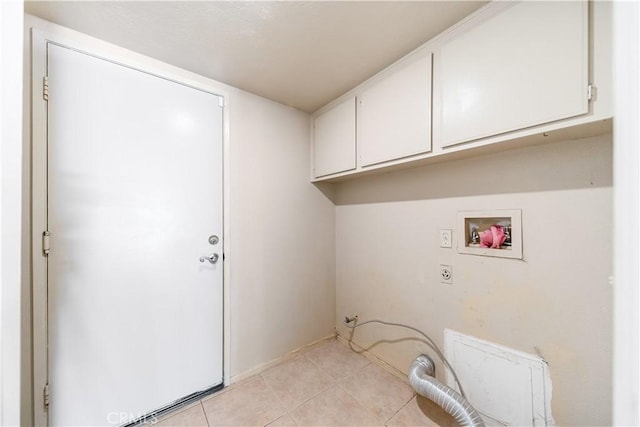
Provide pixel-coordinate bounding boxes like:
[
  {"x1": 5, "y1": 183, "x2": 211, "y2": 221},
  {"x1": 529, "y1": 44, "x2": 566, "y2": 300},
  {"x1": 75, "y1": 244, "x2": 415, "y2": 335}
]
[{"x1": 408, "y1": 354, "x2": 485, "y2": 427}]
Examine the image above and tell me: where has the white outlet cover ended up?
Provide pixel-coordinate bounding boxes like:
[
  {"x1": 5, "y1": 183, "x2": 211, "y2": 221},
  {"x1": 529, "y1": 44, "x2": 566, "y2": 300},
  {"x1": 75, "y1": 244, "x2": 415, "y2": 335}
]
[{"x1": 440, "y1": 229, "x2": 452, "y2": 248}]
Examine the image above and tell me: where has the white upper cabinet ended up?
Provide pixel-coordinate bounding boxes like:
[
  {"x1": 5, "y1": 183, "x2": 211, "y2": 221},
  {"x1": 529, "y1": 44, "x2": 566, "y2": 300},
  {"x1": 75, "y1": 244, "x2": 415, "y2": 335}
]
[
  {"x1": 310, "y1": 0, "x2": 611, "y2": 182},
  {"x1": 437, "y1": 1, "x2": 589, "y2": 147},
  {"x1": 313, "y1": 96, "x2": 356, "y2": 178},
  {"x1": 359, "y1": 54, "x2": 432, "y2": 166}
]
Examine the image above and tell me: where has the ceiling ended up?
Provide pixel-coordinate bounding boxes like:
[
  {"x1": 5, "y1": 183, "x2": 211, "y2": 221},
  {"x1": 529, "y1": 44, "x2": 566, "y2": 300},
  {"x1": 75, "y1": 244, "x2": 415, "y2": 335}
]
[{"x1": 24, "y1": 1, "x2": 486, "y2": 113}]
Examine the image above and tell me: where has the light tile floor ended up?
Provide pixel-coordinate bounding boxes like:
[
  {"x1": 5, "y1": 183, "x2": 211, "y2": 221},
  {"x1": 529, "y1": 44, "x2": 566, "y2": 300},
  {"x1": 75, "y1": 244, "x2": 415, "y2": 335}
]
[{"x1": 154, "y1": 338, "x2": 456, "y2": 426}]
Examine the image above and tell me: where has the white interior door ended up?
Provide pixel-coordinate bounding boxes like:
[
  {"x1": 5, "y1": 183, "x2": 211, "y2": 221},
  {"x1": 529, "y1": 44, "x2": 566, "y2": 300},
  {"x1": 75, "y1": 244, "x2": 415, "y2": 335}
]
[{"x1": 46, "y1": 43, "x2": 223, "y2": 426}]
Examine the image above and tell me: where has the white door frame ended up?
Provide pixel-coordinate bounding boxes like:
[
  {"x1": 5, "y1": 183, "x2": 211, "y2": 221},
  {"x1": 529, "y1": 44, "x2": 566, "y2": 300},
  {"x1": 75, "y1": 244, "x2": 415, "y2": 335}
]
[{"x1": 30, "y1": 22, "x2": 232, "y2": 427}]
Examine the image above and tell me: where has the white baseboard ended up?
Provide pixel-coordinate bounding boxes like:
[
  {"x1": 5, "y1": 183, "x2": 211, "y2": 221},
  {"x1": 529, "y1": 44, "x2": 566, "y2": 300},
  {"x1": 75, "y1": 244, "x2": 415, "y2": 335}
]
[{"x1": 228, "y1": 333, "x2": 336, "y2": 386}]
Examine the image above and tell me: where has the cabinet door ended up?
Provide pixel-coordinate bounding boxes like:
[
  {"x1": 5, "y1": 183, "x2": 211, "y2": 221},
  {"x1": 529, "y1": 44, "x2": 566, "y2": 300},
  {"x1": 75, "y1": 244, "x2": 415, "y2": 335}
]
[
  {"x1": 439, "y1": 1, "x2": 589, "y2": 147},
  {"x1": 359, "y1": 54, "x2": 432, "y2": 167},
  {"x1": 313, "y1": 96, "x2": 356, "y2": 178}
]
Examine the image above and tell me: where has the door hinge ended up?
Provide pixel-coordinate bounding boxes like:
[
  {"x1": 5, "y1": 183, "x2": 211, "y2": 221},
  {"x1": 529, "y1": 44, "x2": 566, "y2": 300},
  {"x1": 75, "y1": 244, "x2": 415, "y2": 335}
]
[
  {"x1": 43, "y1": 383, "x2": 50, "y2": 408},
  {"x1": 587, "y1": 84, "x2": 595, "y2": 102},
  {"x1": 43, "y1": 230, "x2": 51, "y2": 255},
  {"x1": 43, "y1": 76, "x2": 49, "y2": 101},
  {"x1": 218, "y1": 96, "x2": 225, "y2": 108}
]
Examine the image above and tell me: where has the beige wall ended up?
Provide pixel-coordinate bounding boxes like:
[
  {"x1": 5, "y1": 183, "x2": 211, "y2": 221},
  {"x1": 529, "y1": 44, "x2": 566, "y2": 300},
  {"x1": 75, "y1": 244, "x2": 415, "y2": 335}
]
[
  {"x1": 335, "y1": 134, "x2": 613, "y2": 426},
  {"x1": 1, "y1": 1, "x2": 25, "y2": 424},
  {"x1": 227, "y1": 90, "x2": 336, "y2": 378}
]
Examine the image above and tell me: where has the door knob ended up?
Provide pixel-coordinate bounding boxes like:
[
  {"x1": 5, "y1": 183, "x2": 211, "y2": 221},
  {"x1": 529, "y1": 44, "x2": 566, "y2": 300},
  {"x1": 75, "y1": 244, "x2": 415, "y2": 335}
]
[{"x1": 199, "y1": 253, "x2": 219, "y2": 264}]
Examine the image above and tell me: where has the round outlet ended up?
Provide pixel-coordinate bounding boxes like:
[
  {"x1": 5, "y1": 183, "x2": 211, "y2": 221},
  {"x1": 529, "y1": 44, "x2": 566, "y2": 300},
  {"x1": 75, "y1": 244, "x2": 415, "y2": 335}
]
[{"x1": 440, "y1": 265, "x2": 453, "y2": 284}]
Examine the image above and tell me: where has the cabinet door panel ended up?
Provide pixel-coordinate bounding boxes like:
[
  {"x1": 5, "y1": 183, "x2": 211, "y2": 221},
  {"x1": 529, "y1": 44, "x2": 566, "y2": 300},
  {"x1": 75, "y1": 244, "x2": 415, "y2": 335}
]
[
  {"x1": 359, "y1": 54, "x2": 432, "y2": 166},
  {"x1": 439, "y1": 1, "x2": 588, "y2": 147},
  {"x1": 313, "y1": 96, "x2": 356, "y2": 178}
]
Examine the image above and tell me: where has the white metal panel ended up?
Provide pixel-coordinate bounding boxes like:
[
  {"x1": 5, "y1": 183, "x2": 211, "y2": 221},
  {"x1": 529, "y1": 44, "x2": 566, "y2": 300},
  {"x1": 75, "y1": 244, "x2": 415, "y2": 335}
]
[
  {"x1": 359, "y1": 54, "x2": 432, "y2": 166},
  {"x1": 445, "y1": 329, "x2": 553, "y2": 426},
  {"x1": 439, "y1": 1, "x2": 589, "y2": 147},
  {"x1": 47, "y1": 43, "x2": 223, "y2": 426},
  {"x1": 313, "y1": 96, "x2": 356, "y2": 177}
]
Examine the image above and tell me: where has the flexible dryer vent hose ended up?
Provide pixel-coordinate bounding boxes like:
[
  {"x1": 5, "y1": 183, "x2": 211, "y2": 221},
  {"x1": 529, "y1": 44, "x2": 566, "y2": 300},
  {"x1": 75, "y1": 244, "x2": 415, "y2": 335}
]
[{"x1": 408, "y1": 354, "x2": 486, "y2": 427}]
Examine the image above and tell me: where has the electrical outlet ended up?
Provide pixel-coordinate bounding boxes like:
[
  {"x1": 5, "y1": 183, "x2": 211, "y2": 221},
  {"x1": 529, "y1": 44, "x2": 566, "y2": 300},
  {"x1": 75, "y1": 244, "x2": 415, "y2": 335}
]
[
  {"x1": 439, "y1": 229, "x2": 452, "y2": 248},
  {"x1": 440, "y1": 265, "x2": 453, "y2": 284}
]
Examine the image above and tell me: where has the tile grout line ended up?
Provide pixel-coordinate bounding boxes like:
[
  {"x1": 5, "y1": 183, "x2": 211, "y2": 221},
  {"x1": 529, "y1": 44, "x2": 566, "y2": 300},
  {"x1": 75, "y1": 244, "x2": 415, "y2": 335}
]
[
  {"x1": 303, "y1": 342, "x2": 386, "y2": 426},
  {"x1": 333, "y1": 361, "x2": 377, "y2": 409},
  {"x1": 284, "y1": 409, "x2": 298, "y2": 427},
  {"x1": 258, "y1": 372, "x2": 296, "y2": 426},
  {"x1": 385, "y1": 395, "x2": 417, "y2": 425},
  {"x1": 155, "y1": 338, "x2": 431, "y2": 427},
  {"x1": 337, "y1": 334, "x2": 414, "y2": 386},
  {"x1": 199, "y1": 400, "x2": 211, "y2": 427},
  {"x1": 266, "y1": 346, "x2": 360, "y2": 423},
  {"x1": 334, "y1": 380, "x2": 388, "y2": 426},
  {"x1": 301, "y1": 347, "x2": 341, "y2": 381},
  {"x1": 331, "y1": 340, "x2": 417, "y2": 426},
  {"x1": 207, "y1": 339, "x2": 414, "y2": 427},
  {"x1": 230, "y1": 334, "x2": 336, "y2": 385},
  {"x1": 288, "y1": 351, "x2": 341, "y2": 405},
  {"x1": 303, "y1": 339, "x2": 373, "y2": 384}
]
